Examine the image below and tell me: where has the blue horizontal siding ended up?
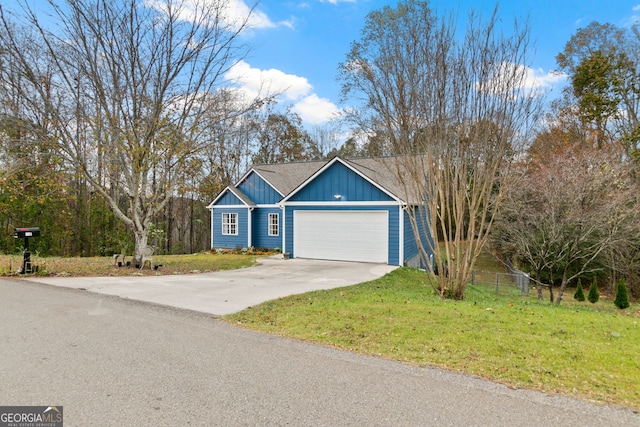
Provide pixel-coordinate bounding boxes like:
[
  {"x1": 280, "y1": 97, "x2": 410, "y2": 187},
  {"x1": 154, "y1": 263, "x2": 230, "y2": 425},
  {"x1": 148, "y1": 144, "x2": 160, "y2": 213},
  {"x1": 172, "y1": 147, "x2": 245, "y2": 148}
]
[
  {"x1": 212, "y1": 207, "x2": 249, "y2": 249},
  {"x1": 238, "y1": 171, "x2": 282, "y2": 204},
  {"x1": 290, "y1": 161, "x2": 393, "y2": 202},
  {"x1": 285, "y1": 205, "x2": 400, "y2": 265},
  {"x1": 252, "y1": 208, "x2": 283, "y2": 250}
]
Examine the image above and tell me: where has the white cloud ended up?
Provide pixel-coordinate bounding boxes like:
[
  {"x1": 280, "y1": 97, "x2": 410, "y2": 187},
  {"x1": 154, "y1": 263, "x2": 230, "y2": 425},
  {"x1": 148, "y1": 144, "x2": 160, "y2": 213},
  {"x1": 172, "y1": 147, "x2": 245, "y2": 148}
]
[
  {"x1": 225, "y1": 0, "x2": 296, "y2": 30},
  {"x1": 320, "y1": 0, "x2": 357, "y2": 4},
  {"x1": 225, "y1": 61, "x2": 340, "y2": 125},
  {"x1": 226, "y1": 0, "x2": 276, "y2": 29},
  {"x1": 144, "y1": 0, "x2": 291, "y2": 30},
  {"x1": 225, "y1": 60, "x2": 312, "y2": 100},
  {"x1": 291, "y1": 94, "x2": 341, "y2": 125},
  {"x1": 623, "y1": 5, "x2": 640, "y2": 26},
  {"x1": 480, "y1": 62, "x2": 567, "y2": 98},
  {"x1": 522, "y1": 67, "x2": 567, "y2": 91}
]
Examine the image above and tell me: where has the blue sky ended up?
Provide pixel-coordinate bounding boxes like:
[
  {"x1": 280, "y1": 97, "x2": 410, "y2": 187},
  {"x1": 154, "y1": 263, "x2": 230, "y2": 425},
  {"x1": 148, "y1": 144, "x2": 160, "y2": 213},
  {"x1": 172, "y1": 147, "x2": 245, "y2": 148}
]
[
  {"x1": 226, "y1": 0, "x2": 640, "y2": 127},
  {"x1": 5, "y1": 0, "x2": 640, "y2": 129}
]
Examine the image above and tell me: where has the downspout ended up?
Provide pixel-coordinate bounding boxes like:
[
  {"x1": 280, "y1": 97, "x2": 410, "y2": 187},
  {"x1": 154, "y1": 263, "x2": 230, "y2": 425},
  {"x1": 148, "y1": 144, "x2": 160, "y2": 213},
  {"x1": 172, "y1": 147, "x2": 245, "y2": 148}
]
[
  {"x1": 278, "y1": 202, "x2": 286, "y2": 255},
  {"x1": 399, "y1": 204, "x2": 406, "y2": 266},
  {"x1": 209, "y1": 207, "x2": 214, "y2": 249},
  {"x1": 248, "y1": 207, "x2": 254, "y2": 248}
]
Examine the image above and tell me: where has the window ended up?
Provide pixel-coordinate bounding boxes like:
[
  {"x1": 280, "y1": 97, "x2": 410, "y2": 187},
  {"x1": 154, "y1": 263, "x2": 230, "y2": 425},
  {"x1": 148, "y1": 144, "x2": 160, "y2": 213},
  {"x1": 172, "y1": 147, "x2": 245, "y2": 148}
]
[
  {"x1": 268, "y1": 213, "x2": 279, "y2": 236},
  {"x1": 222, "y1": 213, "x2": 238, "y2": 235}
]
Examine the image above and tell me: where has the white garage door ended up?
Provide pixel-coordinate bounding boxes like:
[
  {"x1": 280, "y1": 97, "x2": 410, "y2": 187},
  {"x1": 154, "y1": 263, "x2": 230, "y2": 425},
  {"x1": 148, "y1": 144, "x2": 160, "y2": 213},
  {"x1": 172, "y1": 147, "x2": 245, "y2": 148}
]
[{"x1": 294, "y1": 210, "x2": 388, "y2": 263}]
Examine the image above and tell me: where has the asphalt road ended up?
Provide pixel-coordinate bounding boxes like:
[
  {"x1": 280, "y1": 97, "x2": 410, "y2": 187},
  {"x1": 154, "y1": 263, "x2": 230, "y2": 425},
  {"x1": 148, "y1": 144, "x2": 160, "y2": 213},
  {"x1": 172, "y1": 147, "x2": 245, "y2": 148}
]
[{"x1": 1, "y1": 279, "x2": 638, "y2": 426}]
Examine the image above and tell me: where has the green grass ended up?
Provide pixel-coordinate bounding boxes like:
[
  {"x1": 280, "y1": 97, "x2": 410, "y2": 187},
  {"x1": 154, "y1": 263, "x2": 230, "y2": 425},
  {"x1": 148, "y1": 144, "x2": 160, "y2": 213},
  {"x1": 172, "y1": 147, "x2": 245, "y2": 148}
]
[
  {"x1": 0, "y1": 252, "x2": 259, "y2": 277},
  {"x1": 225, "y1": 268, "x2": 640, "y2": 410}
]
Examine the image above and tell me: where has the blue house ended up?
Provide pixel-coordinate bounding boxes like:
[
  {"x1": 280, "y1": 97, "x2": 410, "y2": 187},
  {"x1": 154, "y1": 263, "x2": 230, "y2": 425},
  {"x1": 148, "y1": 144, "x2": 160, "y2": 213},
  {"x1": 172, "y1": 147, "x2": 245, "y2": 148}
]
[{"x1": 207, "y1": 156, "x2": 433, "y2": 267}]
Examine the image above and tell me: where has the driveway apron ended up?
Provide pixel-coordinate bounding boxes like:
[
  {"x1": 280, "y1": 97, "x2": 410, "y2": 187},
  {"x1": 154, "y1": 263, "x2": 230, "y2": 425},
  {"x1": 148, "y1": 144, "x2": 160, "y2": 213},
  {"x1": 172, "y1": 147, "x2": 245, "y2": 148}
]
[{"x1": 24, "y1": 256, "x2": 398, "y2": 315}]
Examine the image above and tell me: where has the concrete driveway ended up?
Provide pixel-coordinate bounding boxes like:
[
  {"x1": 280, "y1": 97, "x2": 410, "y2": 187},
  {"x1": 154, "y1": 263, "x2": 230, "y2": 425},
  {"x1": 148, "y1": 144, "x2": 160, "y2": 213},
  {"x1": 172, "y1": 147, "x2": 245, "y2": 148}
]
[{"x1": 24, "y1": 256, "x2": 397, "y2": 315}]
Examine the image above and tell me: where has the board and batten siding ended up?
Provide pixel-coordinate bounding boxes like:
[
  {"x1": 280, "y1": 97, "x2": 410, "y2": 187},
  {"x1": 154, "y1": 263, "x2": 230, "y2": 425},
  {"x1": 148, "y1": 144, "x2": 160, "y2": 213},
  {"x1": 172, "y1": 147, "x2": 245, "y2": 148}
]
[
  {"x1": 238, "y1": 171, "x2": 282, "y2": 204},
  {"x1": 288, "y1": 161, "x2": 394, "y2": 203},
  {"x1": 215, "y1": 190, "x2": 245, "y2": 206},
  {"x1": 212, "y1": 207, "x2": 250, "y2": 249}
]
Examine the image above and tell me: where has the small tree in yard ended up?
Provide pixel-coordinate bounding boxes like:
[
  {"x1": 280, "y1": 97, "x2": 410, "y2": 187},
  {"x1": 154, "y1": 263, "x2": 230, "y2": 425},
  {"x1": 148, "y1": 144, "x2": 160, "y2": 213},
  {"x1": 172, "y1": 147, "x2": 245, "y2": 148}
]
[
  {"x1": 574, "y1": 279, "x2": 586, "y2": 302},
  {"x1": 588, "y1": 278, "x2": 600, "y2": 304},
  {"x1": 614, "y1": 278, "x2": 630, "y2": 309}
]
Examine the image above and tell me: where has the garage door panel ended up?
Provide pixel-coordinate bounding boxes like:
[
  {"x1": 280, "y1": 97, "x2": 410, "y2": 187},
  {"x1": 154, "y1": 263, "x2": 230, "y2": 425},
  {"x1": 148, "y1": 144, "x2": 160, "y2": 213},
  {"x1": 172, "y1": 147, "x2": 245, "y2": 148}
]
[{"x1": 294, "y1": 210, "x2": 388, "y2": 263}]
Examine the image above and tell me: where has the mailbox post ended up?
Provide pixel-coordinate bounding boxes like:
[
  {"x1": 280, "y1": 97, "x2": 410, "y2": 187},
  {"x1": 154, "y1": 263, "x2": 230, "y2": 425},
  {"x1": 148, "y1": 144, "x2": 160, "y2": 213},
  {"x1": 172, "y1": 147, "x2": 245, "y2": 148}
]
[{"x1": 14, "y1": 227, "x2": 40, "y2": 274}]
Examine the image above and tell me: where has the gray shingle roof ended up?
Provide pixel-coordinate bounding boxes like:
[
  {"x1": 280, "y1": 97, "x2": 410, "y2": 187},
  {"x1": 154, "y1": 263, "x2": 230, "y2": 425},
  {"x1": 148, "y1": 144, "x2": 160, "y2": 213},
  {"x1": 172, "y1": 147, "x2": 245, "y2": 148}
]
[
  {"x1": 249, "y1": 160, "x2": 327, "y2": 196},
  {"x1": 231, "y1": 156, "x2": 422, "y2": 205},
  {"x1": 344, "y1": 157, "x2": 410, "y2": 202},
  {"x1": 227, "y1": 186, "x2": 255, "y2": 207}
]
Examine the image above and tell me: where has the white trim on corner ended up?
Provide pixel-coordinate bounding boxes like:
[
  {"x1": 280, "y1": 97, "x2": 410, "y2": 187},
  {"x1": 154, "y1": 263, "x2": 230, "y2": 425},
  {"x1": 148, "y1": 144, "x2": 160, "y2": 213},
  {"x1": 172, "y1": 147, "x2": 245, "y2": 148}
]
[
  {"x1": 283, "y1": 201, "x2": 401, "y2": 207},
  {"x1": 399, "y1": 205, "x2": 405, "y2": 266},
  {"x1": 210, "y1": 208, "x2": 214, "y2": 248},
  {"x1": 282, "y1": 205, "x2": 286, "y2": 254},
  {"x1": 248, "y1": 207, "x2": 253, "y2": 247}
]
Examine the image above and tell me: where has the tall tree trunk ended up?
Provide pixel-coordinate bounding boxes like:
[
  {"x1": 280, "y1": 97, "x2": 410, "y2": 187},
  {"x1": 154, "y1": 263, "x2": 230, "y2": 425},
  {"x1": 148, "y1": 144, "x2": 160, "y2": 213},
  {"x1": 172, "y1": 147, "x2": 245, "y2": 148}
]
[
  {"x1": 189, "y1": 197, "x2": 194, "y2": 254},
  {"x1": 132, "y1": 228, "x2": 149, "y2": 267},
  {"x1": 535, "y1": 269, "x2": 544, "y2": 301},
  {"x1": 555, "y1": 271, "x2": 570, "y2": 305},
  {"x1": 166, "y1": 198, "x2": 173, "y2": 254}
]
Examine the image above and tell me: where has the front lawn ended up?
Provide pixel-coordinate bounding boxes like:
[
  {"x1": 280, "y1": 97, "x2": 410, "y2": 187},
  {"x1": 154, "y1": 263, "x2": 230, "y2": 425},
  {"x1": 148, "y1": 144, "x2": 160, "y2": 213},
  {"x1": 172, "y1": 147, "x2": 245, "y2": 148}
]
[
  {"x1": 0, "y1": 252, "x2": 259, "y2": 277},
  {"x1": 225, "y1": 268, "x2": 640, "y2": 410}
]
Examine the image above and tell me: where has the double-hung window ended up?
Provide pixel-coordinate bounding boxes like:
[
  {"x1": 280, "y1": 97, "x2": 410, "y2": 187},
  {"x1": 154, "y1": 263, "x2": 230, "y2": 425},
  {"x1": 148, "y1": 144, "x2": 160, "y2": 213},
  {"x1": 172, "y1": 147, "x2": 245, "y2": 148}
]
[
  {"x1": 222, "y1": 213, "x2": 238, "y2": 235},
  {"x1": 268, "y1": 213, "x2": 279, "y2": 236}
]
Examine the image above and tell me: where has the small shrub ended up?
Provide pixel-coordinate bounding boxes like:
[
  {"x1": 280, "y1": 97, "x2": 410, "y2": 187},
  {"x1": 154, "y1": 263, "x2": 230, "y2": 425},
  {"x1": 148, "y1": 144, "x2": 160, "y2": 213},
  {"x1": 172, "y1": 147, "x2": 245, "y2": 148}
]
[
  {"x1": 614, "y1": 278, "x2": 630, "y2": 309},
  {"x1": 574, "y1": 279, "x2": 585, "y2": 302},
  {"x1": 587, "y1": 277, "x2": 600, "y2": 304}
]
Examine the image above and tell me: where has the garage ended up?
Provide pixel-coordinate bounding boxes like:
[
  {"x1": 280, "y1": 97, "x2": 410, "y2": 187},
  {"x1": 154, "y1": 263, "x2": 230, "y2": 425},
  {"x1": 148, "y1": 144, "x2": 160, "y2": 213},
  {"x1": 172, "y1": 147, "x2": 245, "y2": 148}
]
[{"x1": 293, "y1": 210, "x2": 389, "y2": 263}]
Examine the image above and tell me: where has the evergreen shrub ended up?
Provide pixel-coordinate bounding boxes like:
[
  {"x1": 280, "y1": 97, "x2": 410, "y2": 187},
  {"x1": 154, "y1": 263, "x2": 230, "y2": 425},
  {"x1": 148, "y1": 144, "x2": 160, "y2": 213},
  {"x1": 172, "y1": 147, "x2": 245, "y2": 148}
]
[
  {"x1": 587, "y1": 277, "x2": 600, "y2": 304},
  {"x1": 614, "y1": 278, "x2": 630, "y2": 309},
  {"x1": 574, "y1": 279, "x2": 585, "y2": 301}
]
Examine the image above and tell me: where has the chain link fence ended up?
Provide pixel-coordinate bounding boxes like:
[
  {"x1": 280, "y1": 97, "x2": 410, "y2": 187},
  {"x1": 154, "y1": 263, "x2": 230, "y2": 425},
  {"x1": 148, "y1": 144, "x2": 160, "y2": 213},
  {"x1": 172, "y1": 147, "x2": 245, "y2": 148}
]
[{"x1": 471, "y1": 269, "x2": 530, "y2": 296}]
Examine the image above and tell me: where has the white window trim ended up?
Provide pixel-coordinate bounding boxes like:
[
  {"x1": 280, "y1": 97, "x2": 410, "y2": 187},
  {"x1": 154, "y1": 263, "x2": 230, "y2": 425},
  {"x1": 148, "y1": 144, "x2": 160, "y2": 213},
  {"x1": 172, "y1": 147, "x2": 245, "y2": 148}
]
[
  {"x1": 268, "y1": 213, "x2": 279, "y2": 236},
  {"x1": 222, "y1": 213, "x2": 238, "y2": 236}
]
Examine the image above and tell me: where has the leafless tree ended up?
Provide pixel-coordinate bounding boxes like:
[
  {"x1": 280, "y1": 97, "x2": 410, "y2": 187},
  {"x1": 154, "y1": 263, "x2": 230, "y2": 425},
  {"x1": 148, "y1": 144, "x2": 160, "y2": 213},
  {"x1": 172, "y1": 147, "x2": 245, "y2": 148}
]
[
  {"x1": 310, "y1": 123, "x2": 343, "y2": 159},
  {"x1": 338, "y1": 1, "x2": 541, "y2": 299},
  {"x1": 0, "y1": 0, "x2": 264, "y2": 264},
  {"x1": 496, "y1": 145, "x2": 638, "y2": 304}
]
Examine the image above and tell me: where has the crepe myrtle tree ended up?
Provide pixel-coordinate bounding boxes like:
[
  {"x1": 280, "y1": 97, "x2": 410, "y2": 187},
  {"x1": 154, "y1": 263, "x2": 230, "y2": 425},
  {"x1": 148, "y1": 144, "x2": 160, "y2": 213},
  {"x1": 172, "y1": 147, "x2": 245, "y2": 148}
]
[
  {"x1": 338, "y1": 0, "x2": 541, "y2": 299},
  {"x1": 0, "y1": 0, "x2": 266, "y2": 265}
]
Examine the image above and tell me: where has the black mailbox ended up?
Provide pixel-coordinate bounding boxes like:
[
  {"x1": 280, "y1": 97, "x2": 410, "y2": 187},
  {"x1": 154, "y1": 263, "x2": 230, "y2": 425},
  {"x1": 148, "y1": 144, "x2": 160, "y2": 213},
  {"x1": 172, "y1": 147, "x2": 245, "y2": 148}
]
[
  {"x1": 14, "y1": 227, "x2": 41, "y2": 274},
  {"x1": 14, "y1": 227, "x2": 41, "y2": 239}
]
